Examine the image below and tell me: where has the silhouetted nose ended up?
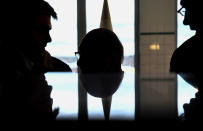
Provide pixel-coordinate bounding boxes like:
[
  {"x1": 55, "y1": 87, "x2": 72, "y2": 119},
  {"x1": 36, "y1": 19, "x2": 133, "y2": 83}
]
[{"x1": 183, "y1": 10, "x2": 189, "y2": 25}]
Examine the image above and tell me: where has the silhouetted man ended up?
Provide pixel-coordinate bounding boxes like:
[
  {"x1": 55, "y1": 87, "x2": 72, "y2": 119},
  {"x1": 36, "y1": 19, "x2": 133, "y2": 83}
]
[
  {"x1": 0, "y1": 0, "x2": 69, "y2": 122},
  {"x1": 170, "y1": 0, "x2": 202, "y2": 122},
  {"x1": 76, "y1": 28, "x2": 124, "y2": 120}
]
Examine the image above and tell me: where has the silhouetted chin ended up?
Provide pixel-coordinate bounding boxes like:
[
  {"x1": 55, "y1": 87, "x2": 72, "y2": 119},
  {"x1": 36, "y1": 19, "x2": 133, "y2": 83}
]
[{"x1": 79, "y1": 71, "x2": 124, "y2": 98}]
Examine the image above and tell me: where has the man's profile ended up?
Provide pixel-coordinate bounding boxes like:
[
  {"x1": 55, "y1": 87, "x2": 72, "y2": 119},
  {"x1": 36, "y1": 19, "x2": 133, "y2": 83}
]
[
  {"x1": 170, "y1": 0, "x2": 202, "y2": 122},
  {"x1": 0, "y1": 0, "x2": 69, "y2": 121}
]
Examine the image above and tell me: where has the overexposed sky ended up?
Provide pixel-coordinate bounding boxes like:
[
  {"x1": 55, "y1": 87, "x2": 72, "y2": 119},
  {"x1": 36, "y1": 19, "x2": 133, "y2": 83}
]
[
  {"x1": 45, "y1": 0, "x2": 78, "y2": 57},
  {"x1": 177, "y1": 0, "x2": 195, "y2": 47},
  {"x1": 45, "y1": 0, "x2": 134, "y2": 57},
  {"x1": 45, "y1": 0, "x2": 195, "y2": 57}
]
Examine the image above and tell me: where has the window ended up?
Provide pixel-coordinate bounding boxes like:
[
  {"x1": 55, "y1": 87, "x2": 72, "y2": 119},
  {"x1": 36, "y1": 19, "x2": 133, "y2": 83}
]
[
  {"x1": 177, "y1": 0, "x2": 197, "y2": 116},
  {"x1": 86, "y1": 0, "x2": 135, "y2": 73},
  {"x1": 45, "y1": 0, "x2": 135, "y2": 120},
  {"x1": 44, "y1": 0, "x2": 187, "y2": 120},
  {"x1": 45, "y1": 0, "x2": 78, "y2": 119},
  {"x1": 86, "y1": 0, "x2": 135, "y2": 120},
  {"x1": 45, "y1": 0, "x2": 78, "y2": 72}
]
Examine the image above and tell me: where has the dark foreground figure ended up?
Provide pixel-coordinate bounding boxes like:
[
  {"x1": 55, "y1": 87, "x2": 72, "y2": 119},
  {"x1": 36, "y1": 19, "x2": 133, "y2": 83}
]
[{"x1": 170, "y1": 0, "x2": 203, "y2": 123}]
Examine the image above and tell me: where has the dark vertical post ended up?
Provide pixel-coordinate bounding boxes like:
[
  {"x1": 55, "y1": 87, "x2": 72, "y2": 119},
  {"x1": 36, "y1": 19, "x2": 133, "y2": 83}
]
[
  {"x1": 135, "y1": 0, "x2": 140, "y2": 121},
  {"x1": 174, "y1": 0, "x2": 178, "y2": 118},
  {"x1": 77, "y1": 0, "x2": 88, "y2": 120}
]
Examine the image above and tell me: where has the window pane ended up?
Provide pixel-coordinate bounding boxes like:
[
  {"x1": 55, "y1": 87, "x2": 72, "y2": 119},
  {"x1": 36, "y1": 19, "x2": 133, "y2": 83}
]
[
  {"x1": 86, "y1": 0, "x2": 135, "y2": 120},
  {"x1": 86, "y1": 0, "x2": 135, "y2": 71},
  {"x1": 45, "y1": 0, "x2": 77, "y2": 72},
  {"x1": 177, "y1": 0, "x2": 195, "y2": 47},
  {"x1": 177, "y1": 0, "x2": 197, "y2": 116},
  {"x1": 45, "y1": 0, "x2": 78, "y2": 119},
  {"x1": 108, "y1": 0, "x2": 135, "y2": 73}
]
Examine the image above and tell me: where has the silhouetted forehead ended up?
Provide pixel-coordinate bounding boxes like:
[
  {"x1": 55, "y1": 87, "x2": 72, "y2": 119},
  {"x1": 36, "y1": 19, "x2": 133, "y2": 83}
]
[
  {"x1": 35, "y1": 14, "x2": 52, "y2": 30},
  {"x1": 79, "y1": 28, "x2": 123, "y2": 58},
  {"x1": 80, "y1": 29, "x2": 118, "y2": 48},
  {"x1": 181, "y1": 0, "x2": 201, "y2": 8}
]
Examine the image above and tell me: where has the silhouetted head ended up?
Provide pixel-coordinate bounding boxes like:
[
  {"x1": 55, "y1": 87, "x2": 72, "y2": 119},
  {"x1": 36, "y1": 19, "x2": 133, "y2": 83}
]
[
  {"x1": 2, "y1": 0, "x2": 57, "y2": 56},
  {"x1": 77, "y1": 28, "x2": 124, "y2": 73},
  {"x1": 30, "y1": 0, "x2": 57, "y2": 52},
  {"x1": 24, "y1": 0, "x2": 57, "y2": 56},
  {"x1": 180, "y1": 0, "x2": 202, "y2": 31}
]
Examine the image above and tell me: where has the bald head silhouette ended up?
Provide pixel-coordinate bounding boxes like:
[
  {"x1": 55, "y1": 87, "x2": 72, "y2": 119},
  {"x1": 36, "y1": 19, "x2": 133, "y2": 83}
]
[{"x1": 77, "y1": 28, "x2": 124, "y2": 73}]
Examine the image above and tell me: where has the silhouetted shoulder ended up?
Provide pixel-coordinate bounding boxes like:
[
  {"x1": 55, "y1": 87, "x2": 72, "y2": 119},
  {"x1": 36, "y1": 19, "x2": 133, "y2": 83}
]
[
  {"x1": 170, "y1": 35, "x2": 202, "y2": 73},
  {"x1": 51, "y1": 57, "x2": 72, "y2": 72}
]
